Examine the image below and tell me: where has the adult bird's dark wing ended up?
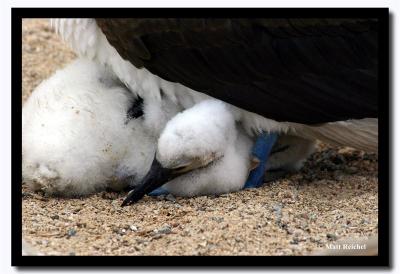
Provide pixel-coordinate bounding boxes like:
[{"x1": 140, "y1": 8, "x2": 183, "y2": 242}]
[{"x1": 96, "y1": 18, "x2": 378, "y2": 124}]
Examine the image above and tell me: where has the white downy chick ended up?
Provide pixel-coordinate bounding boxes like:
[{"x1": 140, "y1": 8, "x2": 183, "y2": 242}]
[{"x1": 22, "y1": 58, "x2": 156, "y2": 196}]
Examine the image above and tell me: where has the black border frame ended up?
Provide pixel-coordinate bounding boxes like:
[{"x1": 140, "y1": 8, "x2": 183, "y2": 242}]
[{"x1": 12, "y1": 8, "x2": 390, "y2": 267}]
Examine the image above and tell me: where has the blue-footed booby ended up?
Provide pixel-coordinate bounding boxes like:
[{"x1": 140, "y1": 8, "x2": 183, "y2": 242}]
[{"x1": 50, "y1": 18, "x2": 377, "y2": 204}]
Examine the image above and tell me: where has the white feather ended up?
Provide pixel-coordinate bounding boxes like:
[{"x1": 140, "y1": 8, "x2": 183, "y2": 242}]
[
  {"x1": 158, "y1": 100, "x2": 253, "y2": 196},
  {"x1": 164, "y1": 132, "x2": 252, "y2": 197},
  {"x1": 157, "y1": 100, "x2": 237, "y2": 167},
  {"x1": 22, "y1": 58, "x2": 156, "y2": 196}
]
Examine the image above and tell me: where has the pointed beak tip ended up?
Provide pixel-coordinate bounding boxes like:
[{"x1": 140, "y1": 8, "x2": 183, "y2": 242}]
[
  {"x1": 120, "y1": 200, "x2": 129, "y2": 207},
  {"x1": 121, "y1": 190, "x2": 135, "y2": 207},
  {"x1": 120, "y1": 157, "x2": 182, "y2": 206},
  {"x1": 121, "y1": 192, "x2": 138, "y2": 207}
]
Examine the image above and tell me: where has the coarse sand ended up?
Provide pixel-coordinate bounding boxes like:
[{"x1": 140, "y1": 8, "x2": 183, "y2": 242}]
[{"x1": 21, "y1": 19, "x2": 378, "y2": 256}]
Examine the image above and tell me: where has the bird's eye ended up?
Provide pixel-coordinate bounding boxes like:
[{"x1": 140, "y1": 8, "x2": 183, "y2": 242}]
[{"x1": 126, "y1": 96, "x2": 144, "y2": 121}]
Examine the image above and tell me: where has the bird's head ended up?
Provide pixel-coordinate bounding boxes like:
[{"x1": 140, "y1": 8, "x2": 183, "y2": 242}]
[{"x1": 122, "y1": 100, "x2": 237, "y2": 205}]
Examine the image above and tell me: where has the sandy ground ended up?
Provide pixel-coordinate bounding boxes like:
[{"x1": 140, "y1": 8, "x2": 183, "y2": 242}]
[{"x1": 21, "y1": 19, "x2": 379, "y2": 256}]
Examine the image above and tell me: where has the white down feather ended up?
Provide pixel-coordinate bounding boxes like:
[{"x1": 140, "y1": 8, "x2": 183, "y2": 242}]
[{"x1": 22, "y1": 58, "x2": 156, "y2": 196}]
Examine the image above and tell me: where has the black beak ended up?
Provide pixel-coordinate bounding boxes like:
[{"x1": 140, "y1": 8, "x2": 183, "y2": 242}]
[{"x1": 121, "y1": 157, "x2": 178, "y2": 206}]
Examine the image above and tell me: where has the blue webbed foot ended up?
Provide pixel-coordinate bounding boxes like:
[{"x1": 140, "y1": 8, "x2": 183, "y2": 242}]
[
  {"x1": 148, "y1": 187, "x2": 169, "y2": 196},
  {"x1": 244, "y1": 132, "x2": 278, "y2": 189}
]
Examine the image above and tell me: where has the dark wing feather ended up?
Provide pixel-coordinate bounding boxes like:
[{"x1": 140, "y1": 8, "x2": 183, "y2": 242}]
[{"x1": 96, "y1": 18, "x2": 378, "y2": 124}]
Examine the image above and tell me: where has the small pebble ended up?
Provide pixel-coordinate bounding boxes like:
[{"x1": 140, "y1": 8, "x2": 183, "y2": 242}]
[
  {"x1": 155, "y1": 225, "x2": 172, "y2": 235},
  {"x1": 199, "y1": 241, "x2": 207, "y2": 247},
  {"x1": 22, "y1": 192, "x2": 33, "y2": 198},
  {"x1": 67, "y1": 228, "x2": 77, "y2": 237},
  {"x1": 344, "y1": 166, "x2": 358, "y2": 174},
  {"x1": 77, "y1": 222, "x2": 87, "y2": 228},
  {"x1": 210, "y1": 216, "x2": 224, "y2": 223},
  {"x1": 157, "y1": 195, "x2": 166, "y2": 201},
  {"x1": 312, "y1": 236, "x2": 323, "y2": 243},
  {"x1": 326, "y1": 233, "x2": 338, "y2": 241},
  {"x1": 152, "y1": 234, "x2": 162, "y2": 240}
]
